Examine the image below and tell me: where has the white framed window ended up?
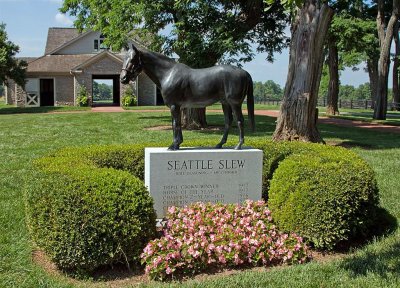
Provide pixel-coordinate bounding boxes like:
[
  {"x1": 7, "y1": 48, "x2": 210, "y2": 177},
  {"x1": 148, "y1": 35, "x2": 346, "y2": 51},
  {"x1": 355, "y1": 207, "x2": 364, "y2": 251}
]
[
  {"x1": 94, "y1": 39, "x2": 99, "y2": 51},
  {"x1": 94, "y1": 34, "x2": 108, "y2": 52},
  {"x1": 99, "y1": 34, "x2": 108, "y2": 50}
]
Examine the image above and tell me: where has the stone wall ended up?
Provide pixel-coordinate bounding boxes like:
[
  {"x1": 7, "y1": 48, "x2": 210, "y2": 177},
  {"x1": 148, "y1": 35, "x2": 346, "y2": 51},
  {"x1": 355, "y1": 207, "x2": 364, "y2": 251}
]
[
  {"x1": 15, "y1": 84, "x2": 27, "y2": 107},
  {"x1": 138, "y1": 73, "x2": 156, "y2": 106},
  {"x1": 120, "y1": 82, "x2": 131, "y2": 105},
  {"x1": 74, "y1": 74, "x2": 92, "y2": 105},
  {"x1": 13, "y1": 75, "x2": 75, "y2": 107},
  {"x1": 5, "y1": 79, "x2": 16, "y2": 105},
  {"x1": 55, "y1": 76, "x2": 74, "y2": 105},
  {"x1": 78, "y1": 55, "x2": 121, "y2": 105}
]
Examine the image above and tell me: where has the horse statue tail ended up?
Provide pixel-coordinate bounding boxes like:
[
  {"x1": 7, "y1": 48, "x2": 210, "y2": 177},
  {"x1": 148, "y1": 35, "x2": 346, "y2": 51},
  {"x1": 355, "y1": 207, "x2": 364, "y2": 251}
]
[{"x1": 246, "y1": 73, "x2": 255, "y2": 132}]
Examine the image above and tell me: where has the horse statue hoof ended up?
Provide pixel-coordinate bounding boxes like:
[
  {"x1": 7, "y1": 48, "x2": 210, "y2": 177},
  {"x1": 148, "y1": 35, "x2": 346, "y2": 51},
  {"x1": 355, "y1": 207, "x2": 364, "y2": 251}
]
[
  {"x1": 168, "y1": 144, "x2": 180, "y2": 151},
  {"x1": 234, "y1": 144, "x2": 243, "y2": 150},
  {"x1": 215, "y1": 143, "x2": 223, "y2": 149}
]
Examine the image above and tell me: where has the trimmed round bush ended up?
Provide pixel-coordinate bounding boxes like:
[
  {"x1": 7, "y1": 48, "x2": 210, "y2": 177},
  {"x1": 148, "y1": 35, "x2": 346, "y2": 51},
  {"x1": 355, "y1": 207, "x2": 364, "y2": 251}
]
[
  {"x1": 26, "y1": 145, "x2": 156, "y2": 272},
  {"x1": 268, "y1": 146, "x2": 379, "y2": 250}
]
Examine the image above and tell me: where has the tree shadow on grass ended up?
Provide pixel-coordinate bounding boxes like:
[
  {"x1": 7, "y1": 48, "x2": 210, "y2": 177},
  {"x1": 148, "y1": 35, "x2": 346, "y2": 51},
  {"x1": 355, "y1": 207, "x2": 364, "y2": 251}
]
[
  {"x1": 319, "y1": 123, "x2": 400, "y2": 150},
  {"x1": 340, "y1": 240, "x2": 400, "y2": 280},
  {"x1": 137, "y1": 115, "x2": 171, "y2": 121},
  {"x1": 194, "y1": 114, "x2": 276, "y2": 137},
  {"x1": 328, "y1": 140, "x2": 377, "y2": 150},
  {"x1": 0, "y1": 106, "x2": 89, "y2": 114}
]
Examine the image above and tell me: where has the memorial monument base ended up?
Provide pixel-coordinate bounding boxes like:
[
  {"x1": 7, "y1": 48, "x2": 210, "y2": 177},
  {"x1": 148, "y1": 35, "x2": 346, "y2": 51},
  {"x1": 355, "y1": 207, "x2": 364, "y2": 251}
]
[{"x1": 145, "y1": 147, "x2": 263, "y2": 218}]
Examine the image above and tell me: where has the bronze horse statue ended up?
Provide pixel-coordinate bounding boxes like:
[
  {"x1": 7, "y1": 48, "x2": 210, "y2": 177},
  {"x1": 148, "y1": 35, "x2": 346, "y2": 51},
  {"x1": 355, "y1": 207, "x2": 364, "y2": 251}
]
[{"x1": 120, "y1": 43, "x2": 255, "y2": 150}]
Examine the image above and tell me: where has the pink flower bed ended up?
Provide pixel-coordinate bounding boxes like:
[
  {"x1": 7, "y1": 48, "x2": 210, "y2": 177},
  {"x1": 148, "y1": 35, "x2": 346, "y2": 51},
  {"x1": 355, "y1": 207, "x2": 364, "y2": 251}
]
[{"x1": 141, "y1": 200, "x2": 309, "y2": 280}]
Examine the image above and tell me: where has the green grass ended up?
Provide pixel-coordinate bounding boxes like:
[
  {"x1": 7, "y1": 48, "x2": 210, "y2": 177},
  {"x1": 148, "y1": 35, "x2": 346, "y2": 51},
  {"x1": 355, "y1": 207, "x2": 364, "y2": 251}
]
[
  {"x1": 123, "y1": 103, "x2": 281, "y2": 111},
  {"x1": 323, "y1": 111, "x2": 400, "y2": 126},
  {"x1": 0, "y1": 104, "x2": 399, "y2": 287},
  {"x1": 123, "y1": 105, "x2": 170, "y2": 110},
  {"x1": 0, "y1": 97, "x2": 90, "y2": 114}
]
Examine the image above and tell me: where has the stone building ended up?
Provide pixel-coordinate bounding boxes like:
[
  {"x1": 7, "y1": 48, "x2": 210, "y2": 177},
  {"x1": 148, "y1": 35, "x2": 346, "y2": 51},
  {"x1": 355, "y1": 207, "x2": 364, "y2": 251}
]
[{"x1": 5, "y1": 28, "x2": 162, "y2": 107}]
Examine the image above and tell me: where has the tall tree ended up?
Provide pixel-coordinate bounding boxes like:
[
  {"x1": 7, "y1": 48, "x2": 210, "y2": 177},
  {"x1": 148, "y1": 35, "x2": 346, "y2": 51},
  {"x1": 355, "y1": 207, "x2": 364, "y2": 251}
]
[
  {"x1": 0, "y1": 23, "x2": 26, "y2": 87},
  {"x1": 393, "y1": 21, "x2": 400, "y2": 110},
  {"x1": 61, "y1": 0, "x2": 288, "y2": 128},
  {"x1": 272, "y1": 0, "x2": 334, "y2": 142},
  {"x1": 325, "y1": 12, "x2": 378, "y2": 114},
  {"x1": 374, "y1": 0, "x2": 399, "y2": 119},
  {"x1": 326, "y1": 32, "x2": 340, "y2": 115}
]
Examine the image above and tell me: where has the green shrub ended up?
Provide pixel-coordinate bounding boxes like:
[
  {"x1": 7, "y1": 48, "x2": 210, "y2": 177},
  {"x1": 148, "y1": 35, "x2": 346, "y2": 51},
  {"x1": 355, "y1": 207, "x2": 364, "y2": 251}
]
[
  {"x1": 268, "y1": 147, "x2": 379, "y2": 250},
  {"x1": 26, "y1": 139, "x2": 380, "y2": 269},
  {"x1": 26, "y1": 145, "x2": 156, "y2": 273},
  {"x1": 246, "y1": 140, "x2": 341, "y2": 200},
  {"x1": 121, "y1": 86, "x2": 137, "y2": 107},
  {"x1": 55, "y1": 144, "x2": 146, "y2": 180},
  {"x1": 76, "y1": 85, "x2": 89, "y2": 107}
]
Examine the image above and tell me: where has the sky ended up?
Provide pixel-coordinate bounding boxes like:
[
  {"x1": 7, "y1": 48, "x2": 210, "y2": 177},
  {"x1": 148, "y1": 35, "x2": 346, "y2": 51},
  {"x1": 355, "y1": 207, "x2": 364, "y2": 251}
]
[{"x1": 0, "y1": 0, "x2": 371, "y2": 87}]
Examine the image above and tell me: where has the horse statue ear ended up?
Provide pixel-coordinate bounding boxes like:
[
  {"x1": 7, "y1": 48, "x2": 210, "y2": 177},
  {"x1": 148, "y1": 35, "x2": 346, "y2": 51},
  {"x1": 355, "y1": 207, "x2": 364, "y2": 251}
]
[{"x1": 129, "y1": 42, "x2": 139, "y2": 53}]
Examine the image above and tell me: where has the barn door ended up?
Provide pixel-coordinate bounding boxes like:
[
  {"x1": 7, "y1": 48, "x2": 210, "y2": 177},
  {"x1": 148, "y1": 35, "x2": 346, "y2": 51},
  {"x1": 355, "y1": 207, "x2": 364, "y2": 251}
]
[
  {"x1": 25, "y1": 78, "x2": 40, "y2": 107},
  {"x1": 40, "y1": 79, "x2": 54, "y2": 106}
]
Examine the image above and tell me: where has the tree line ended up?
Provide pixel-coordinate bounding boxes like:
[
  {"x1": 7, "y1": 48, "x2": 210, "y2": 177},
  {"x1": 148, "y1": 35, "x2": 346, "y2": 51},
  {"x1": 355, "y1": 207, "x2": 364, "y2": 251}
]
[
  {"x1": 92, "y1": 82, "x2": 113, "y2": 101},
  {"x1": 253, "y1": 80, "x2": 284, "y2": 101},
  {"x1": 255, "y1": 80, "x2": 385, "y2": 102}
]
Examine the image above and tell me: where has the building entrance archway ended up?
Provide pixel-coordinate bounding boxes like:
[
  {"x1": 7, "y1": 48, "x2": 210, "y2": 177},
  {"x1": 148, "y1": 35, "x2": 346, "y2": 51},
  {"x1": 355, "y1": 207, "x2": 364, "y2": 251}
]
[{"x1": 92, "y1": 75, "x2": 120, "y2": 106}]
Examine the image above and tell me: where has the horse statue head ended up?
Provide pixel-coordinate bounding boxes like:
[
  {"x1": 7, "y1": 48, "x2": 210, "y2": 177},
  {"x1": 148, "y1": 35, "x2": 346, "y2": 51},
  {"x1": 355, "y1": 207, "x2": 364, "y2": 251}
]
[{"x1": 120, "y1": 43, "x2": 143, "y2": 84}]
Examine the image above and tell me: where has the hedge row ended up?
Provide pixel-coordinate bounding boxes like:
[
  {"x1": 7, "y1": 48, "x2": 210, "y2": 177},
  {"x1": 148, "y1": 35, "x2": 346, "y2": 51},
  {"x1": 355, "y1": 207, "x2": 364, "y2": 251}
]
[{"x1": 26, "y1": 139, "x2": 380, "y2": 274}]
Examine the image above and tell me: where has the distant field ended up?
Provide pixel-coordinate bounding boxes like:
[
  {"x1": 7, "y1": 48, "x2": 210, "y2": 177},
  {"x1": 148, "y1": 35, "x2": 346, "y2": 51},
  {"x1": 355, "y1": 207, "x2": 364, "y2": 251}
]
[{"x1": 325, "y1": 111, "x2": 400, "y2": 126}]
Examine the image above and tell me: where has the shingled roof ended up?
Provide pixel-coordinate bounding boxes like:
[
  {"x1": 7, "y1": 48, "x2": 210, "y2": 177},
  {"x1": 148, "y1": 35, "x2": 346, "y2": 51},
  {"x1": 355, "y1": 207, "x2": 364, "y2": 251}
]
[
  {"x1": 44, "y1": 28, "x2": 81, "y2": 55},
  {"x1": 17, "y1": 57, "x2": 37, "y2": 63},
  {"x1": 28, "y1": 54, "x2": 94, "y2": 73},
  {"x1": 27, "y1": 53, "x2": 124, "y2": 73}
]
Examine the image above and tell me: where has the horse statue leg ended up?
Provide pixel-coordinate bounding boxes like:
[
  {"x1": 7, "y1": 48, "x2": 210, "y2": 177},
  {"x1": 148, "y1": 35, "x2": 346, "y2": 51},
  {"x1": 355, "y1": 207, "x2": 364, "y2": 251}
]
[
  {"x1": 168, "y1": 104, "x2": 183, "y2": 150},
  {"x1": 216, "y1": 103, "x2": 233, "y2": 149},
  {"x1": 231, "y1": 105, "x2": 244, "y2": 150}
]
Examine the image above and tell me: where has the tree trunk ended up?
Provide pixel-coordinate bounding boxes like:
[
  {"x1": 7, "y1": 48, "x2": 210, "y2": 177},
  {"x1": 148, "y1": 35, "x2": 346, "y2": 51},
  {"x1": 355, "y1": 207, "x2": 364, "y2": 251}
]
[
  {"x1": 393, "y1": 21, "x2": 400, "y2": 111},
  {"x1": 181, "y1": 107, "x2": 207, "y2": 129},
  {"x1": 367, "y1": 58, "x2": 379, "y2": 109},
  {"x1": 326, "y1": 35, "x2": 339, "y2": 115},
  {"x1": 374, "y1": 0, "x2": 399, "y2": 120},
  {"x1": 273, "y1": 0, "x2": 334, "y2": 142},
  {"x1": 179, "y1": 57, "x2": 216, "y2": 129}
]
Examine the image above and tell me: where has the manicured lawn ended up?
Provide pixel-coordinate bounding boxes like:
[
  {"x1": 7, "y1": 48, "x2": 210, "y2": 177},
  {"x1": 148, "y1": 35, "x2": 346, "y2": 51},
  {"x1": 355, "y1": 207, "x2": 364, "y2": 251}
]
[
  {"x1": 0, "y1": 105, "x2": 90, "y2": 114},
  {"x1": 0, "y1": 98, "x2": 90, "y2": 114},
  {"x1": 123, "y1": 103, "x2": 282, "y2": 111},
  {"x1": 0, "y1": 106, "x2": 399, "y2": 287}
]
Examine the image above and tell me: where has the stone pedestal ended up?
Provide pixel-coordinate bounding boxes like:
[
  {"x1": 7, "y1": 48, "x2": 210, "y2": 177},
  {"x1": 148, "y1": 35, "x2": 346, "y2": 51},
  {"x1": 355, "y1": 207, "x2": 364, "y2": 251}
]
[{"x1": 145, "y1": 147, "x2": 263, "y2": 218}]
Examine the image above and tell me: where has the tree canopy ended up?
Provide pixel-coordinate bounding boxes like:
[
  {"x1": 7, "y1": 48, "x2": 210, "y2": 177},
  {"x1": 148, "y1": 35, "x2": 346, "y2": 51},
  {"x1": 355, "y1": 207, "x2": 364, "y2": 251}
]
[
  {"x1": 253, "y1": 80, "x2": 283, "y2": 101},
  {"x1": 92, "y1": 81, "x2": 112, "y2": 101},
  {"x1": 330, "y1": 14, "x2": 377, "y2": 69},
  {"x1": 0, "y1": 23, "x2": 26, "y2": 87},
  {"x1": 61, "y1": 0, "x2": 289, "y2": 68}
]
